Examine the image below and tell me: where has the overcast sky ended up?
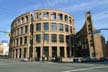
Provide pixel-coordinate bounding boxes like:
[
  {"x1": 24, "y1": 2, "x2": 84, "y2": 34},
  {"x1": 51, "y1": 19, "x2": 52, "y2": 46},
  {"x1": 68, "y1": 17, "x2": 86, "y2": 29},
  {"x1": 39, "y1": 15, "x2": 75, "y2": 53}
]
[{"x1": 0, "y1": 0, "x2": 108, "y2": 42}]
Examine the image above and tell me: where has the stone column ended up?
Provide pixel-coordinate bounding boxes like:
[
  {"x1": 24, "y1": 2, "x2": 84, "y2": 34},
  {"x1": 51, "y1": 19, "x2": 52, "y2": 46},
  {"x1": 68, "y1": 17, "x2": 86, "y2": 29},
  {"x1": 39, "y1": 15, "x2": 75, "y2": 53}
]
[
  {"x1": 56, "y1": 13, "x2": 58, "y2": 20},
  {"x1": 21, "y1": 48, "x2": 24, "y2": 58},
  {"x1": 27, "y1": 47, "x2": 29, "y2": 59},
  {"x1": 49, "y1": 46, "x2": 52, "y2": 60},
  {"x1": 57, "y1": 46, "x2": 60, "y2": 57},
  {"x1": 40, "y1": 47, "x2": 43, "y2": 60},
  {"x1": 17, "y1": 49, "x2": 19, "y2": 59},
  {"x1": 64, "y1": 47, "x2": 67, "y2": 58},
  {"x1": 14, "y1": 49, "x2": 16, "y2": 59},
  {"x1": 33, "y1": 47, "x2": 36, "y2": 60},
  {"x1": 63, "y1": 14, "x2": 65, "y2": 21},
  {"x1": 12, "y1": 50, "x2": 14, "y2": 59}
]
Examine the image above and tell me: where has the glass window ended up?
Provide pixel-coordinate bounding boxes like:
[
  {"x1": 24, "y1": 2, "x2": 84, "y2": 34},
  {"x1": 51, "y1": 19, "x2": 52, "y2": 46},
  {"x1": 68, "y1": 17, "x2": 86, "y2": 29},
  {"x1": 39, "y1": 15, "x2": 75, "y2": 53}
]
[
  {"x1": 70, "y1": 26, "x2": 72, "y2": 33},
  {"x1": 65, "y1": 25, "x2": 69, "y2": 32},
  {"x1": 16, "y1": 39, "x2": 18, "y2": 46},
  {"x1": 51, "y1": 13, "x2": 56, "y2": 20},
  {"x1": 59, "y1": 35, "x2": 64, "y2": 43},
  {"x1": 44, "y1": 23, "x2": 49, "y2": 31},
  {"x1": 21, "y1": 27, "x2": 23, "y2": 34},
  {"x1": 21, "y1": 17, "x2": 24, "y2": 24},
  {"x1": 37, "y1": 13, "x2": 41, "y2": 19},
  {"x1": 44, "y1": 34, "x2": 49, "y2": 43},
  {"x1": 43, "y1": 12, "x2": 49, "y2": 19},
  {"x1": 20, "y1": 37, "x2": 22, "y2": 45},
  {"x1": 51, "y1": 34, "x2": 57, "y2": 42},
  {"x1": 25, "y1": 25, "x2": 28, "y2": 33},
  {"x1": 60, "y1": 47, "x2": 64, "y2": 57},
  {"x1": 58, "y1": 14, "x2": 62, "y2": 20},
  {"x1": 59, "y1": 23, "x2": 63, "y2": 31},
  {"x1": 52, "y1": 47, "x2": 57, "y2": 57},
  {"x1": 65, "y1": 15, "x2": 68, "y2": 22},
  {"x1": 51, "y1": 23, "x2": 56, "y2": 31},
  {"x1": 69, "y1": 17, "x2": 71, "y2": 23},
  {"x1": 24, "y1": 36, "x2": 27, "y2": 44},
  {"x1": 36, "y1": 23, "x2": 41, "y2": 31},
  {"x1": 18, "y1": 19, "x2": 20, "y2": 25},
  {"x1": 36, "y1": 34, "x2": 41, "y2": 43},
  {"x1": 26, "y1": 16, "x2": 28, "y2": 23},
  {"x1": 44, "y1": 47, "x2": 49, "y2": 57}
]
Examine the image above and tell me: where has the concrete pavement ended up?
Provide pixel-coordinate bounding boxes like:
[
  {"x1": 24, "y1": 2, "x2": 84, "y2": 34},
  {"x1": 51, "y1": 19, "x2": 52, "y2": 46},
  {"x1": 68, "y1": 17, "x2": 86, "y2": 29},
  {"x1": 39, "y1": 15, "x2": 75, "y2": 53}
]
[{"x1": 0, "y1": 59, "x2": 108, "y2": 72}]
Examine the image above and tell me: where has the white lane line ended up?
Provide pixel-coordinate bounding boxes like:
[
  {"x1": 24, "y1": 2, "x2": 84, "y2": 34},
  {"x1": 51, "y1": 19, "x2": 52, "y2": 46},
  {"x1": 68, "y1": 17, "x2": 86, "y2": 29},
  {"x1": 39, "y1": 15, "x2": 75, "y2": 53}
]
[{"x1": 62, "y1": 66, "x2": 108, "y2": 72}]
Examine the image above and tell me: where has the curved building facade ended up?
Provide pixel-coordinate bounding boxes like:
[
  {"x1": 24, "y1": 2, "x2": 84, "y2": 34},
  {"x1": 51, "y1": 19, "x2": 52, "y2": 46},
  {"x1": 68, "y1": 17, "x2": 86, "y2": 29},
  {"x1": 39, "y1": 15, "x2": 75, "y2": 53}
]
[
  {"x1": 75, "y1": 12, "x2": 105, "y2": 59},
  {"x1": 9, "y1": 9, "x2": 75, "y2": 61}
]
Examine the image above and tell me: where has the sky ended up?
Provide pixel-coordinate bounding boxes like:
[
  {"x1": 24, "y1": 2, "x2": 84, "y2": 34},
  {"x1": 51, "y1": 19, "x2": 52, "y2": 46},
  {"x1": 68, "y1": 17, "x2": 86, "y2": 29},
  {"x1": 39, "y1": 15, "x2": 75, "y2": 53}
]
[{"x1": 0, "y1": 0, "x2": 108, "y2": 42}]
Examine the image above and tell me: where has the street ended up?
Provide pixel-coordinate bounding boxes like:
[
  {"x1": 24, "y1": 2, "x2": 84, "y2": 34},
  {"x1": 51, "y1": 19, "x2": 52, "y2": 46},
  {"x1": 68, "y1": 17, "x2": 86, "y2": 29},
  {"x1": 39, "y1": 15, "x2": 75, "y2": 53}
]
[{"x1": 0, "y1": 59, "x2": 108, "y2": 72}]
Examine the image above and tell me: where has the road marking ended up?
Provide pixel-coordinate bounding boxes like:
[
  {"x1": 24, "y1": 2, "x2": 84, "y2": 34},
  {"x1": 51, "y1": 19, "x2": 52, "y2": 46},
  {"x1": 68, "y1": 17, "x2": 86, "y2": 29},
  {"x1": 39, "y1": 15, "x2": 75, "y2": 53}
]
[{"x1": 62, "y1": 66, "x2": 108, "y2": 72}]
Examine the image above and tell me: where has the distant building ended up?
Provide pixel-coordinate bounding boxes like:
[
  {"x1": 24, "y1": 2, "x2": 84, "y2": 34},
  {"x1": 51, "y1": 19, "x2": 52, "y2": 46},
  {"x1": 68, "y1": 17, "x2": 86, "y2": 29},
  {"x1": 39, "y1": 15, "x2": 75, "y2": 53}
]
[
  {"x1": 0, "y1": 40, "x2": 9, "y2": 56},
  {"x1": 75, "y1": 12, "x2": 106, "y2": 59}
]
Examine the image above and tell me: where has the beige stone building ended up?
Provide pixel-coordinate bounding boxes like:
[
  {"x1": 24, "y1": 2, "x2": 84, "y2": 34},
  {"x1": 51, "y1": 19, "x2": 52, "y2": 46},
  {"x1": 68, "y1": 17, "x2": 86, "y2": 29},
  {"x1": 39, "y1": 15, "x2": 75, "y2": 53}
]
[
  {"x1": 9, "y1": 9, "x2": 106, "y2": 62},
  {"x1": 75, "y1": 12, "x2": 106, "y2": 59},
  {"x1": 9, "y1": 9, "x2": 75, "y2": 61}
]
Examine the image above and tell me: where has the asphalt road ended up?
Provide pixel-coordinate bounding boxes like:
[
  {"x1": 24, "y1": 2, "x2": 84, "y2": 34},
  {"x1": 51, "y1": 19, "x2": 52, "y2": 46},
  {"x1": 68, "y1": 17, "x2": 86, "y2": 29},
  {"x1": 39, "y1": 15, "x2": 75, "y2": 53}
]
[{"x1": 0, "y1": 59, "x2": 108, "y2": 72}]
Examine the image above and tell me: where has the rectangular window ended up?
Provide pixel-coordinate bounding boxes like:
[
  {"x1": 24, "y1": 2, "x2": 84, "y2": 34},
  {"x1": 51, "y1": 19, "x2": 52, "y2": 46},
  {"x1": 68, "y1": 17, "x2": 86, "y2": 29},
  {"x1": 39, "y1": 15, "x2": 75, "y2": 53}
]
[
  {"x1": 37, "y1": 13, "x2": 41, "y2": 19},
  {"x1": 24, "y1": 36, "x2": 27, "y2": 44},
  {"x1": 36, "y1": 23, "x2": 41, "y2": 31},
  {"x1": 43, "y1": 12, "x2": 49, "y2": 19},
  {"x1": 65, "y1": 15, "x2": 68, "y2": 22},
  {"x1": 51, "y1": 23, "x2": 56, "y2": 31},
  {"x1": 59, "y1": 35, "x2": 64, "y2": 43},
  {"x1": 21, "y1": 27, "x2": 23, "y2": 34},
  {"x1": 51, "y1": 34, "x2": 57, "y2": 42},
  {"x1": 20, "y1": 37, "x2": 22, "y2": 45},
  {"x1": 60, "y1": 47, "x2": 64, "y2": 57},
  {"x1": 59, "y1": 23, "x2": 63, "y2": 31},
  {"x1": 44, "y1": 34, "x2": 49, "y2": 43},
  {"x1": 70, "y1": 26, "x2": 72, "y2": 33},
  {"x1": 25, "y1": 25, "x2": 28, "y2": 33},
  {"x1": 52, "y1": 47, "x2": 57, "y2": 57},
  {"x1": 51, "y1": 13, "x2": 56, "y2": 20},
  {"x1": 36, "y1": 34, "x2": 41, "y2": 43},
  {"x1": 69, "y1": 17, "x2": 71, "y2": 23},
  {"x1": 26, "y1": 16, "x2": 29, "y2": 23},
  {"x1": 16, "y1": 39, "x2": 18, "y2": 46},
  {"x1": 65, "y1": 25, "x2": 69, "y2": 32},
  {"x1": 58, "y1": 14, "x2": 62, "y2": 20},
  {"x1": 44, "y1": 47, "x2": 49, "y2": 57},
  {"x1": 44, "y1": 23, "x2": 49, "y2": 31}
]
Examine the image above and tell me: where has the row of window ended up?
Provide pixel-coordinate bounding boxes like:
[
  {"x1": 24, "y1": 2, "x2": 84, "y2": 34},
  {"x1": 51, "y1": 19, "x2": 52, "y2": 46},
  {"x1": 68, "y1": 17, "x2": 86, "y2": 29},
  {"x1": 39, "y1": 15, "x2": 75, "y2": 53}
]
[
  {"x1": 12, "y1": 25, "x2": 28, "y2": 37},
  {"x1": 35, "y1": 12, "x2": 72, "y2": 24},
  {"x1": 13, "y1": 16, "x2": 29, "y2": 28},
  {"x1": 36, "y1": 34, "x2": 65, "y2": 43},
  {"x1": 12, "y1": 34, "x2": 71, "y2": 47},
  {"x1": 13, "y1": 46, "x2": 72, "y2": 58},
  {"x1": 36, "y1": 23, "x2": 72, "y2": 32},
  {"x1": 12, "y1": 23, "x2": 72, "y2": 36}
]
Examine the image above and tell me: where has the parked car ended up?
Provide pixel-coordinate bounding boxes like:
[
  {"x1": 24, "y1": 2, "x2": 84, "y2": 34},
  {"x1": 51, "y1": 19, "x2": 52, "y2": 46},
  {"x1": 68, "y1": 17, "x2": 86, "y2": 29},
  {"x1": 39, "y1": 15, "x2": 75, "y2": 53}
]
[
  {"x1": 81, "y1": 57, "x2": 92, "y2": 62},
  {"x1": 20, "y1": 58, "x2": 29, "y2": 62},
  {"x1": 99, "y1": 57, "x2": 108, "y2": 62}
]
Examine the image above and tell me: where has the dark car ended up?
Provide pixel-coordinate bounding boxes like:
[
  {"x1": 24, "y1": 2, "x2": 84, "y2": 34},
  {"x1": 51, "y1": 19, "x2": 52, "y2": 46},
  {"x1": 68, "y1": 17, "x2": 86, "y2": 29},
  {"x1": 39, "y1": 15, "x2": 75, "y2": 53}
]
[
  {"x1": 81, "y1": 57, "x2": 92, "y2": 63},
  {"x1": 99, "y1": 57, "x2": 108, "y2": 62}
]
